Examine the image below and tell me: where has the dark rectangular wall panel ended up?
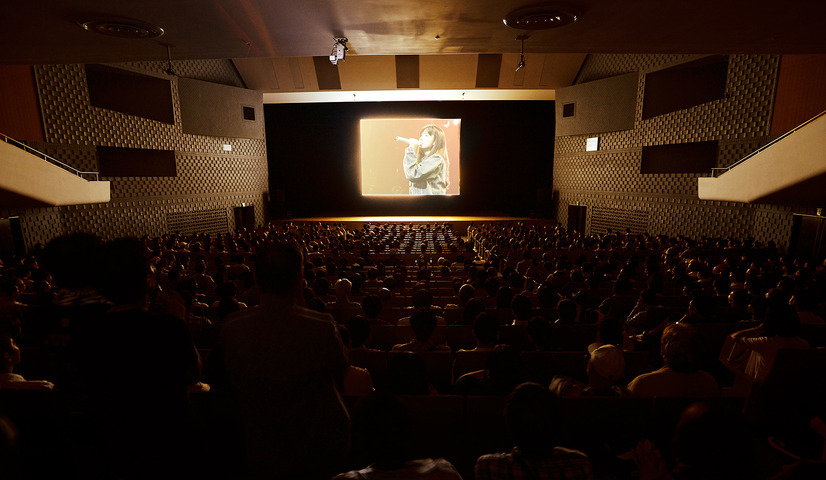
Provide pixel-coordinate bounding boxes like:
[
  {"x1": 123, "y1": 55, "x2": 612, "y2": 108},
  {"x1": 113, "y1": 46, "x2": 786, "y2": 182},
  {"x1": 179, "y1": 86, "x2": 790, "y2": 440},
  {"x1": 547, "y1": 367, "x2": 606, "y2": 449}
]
[
  {"x1": 395, "y1": 55, "x2": 420, "y2": 88},
  {"x1": 0, "y1": 66, "x2": 44, "y2": 142},
  {"x1": 475, "y1": 54, "x2": 502, "y2": 88},
  {"x1": 641, "y1": 141, "x2": 718, "y2": 174},
  {"x1": 97, "y1": 146, "x2": 176, "y2": 177},
  {"x1": 771, "y1": 55, "x2": 826, "y2": 135},
  {"x1": 178, "y1": 77, "x2": 264, "y2": 139},
  {"x1": 555, "y1": 72, "x2": 637, "y2": 136},
  {"x1": 313, "y1": 56, "x2": 342, "y2": 90},
  {"x1": 642, "y1": 55, "x2": 728, "y2": 119},
  {"x1": 85, "y1": 64, "x2": 174, "y2": 124}
]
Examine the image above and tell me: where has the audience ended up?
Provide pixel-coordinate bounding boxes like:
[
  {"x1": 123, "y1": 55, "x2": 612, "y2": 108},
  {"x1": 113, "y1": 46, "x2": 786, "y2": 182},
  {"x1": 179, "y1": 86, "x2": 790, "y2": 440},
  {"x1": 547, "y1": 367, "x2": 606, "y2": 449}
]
[
  {"x1": 391, "y1": 310, "x2": 450, "y2": 354},
  {"x1": 627, "y1": 324, "x2": 719, "y2": 397},
  {"x1": 215, "y1": 241, "x2": 350, "y2": 479},
  {"x1": 453, "y1": 344, "x2": 526, "y2": 396},
  {"x1": 0, "y1": 222, "x2": 822, "y2": 479},
  {"x1": 333, "y1": 391, "x2": 462, "y2": 479},
  {"x1": 78, "y1": 238, "x2": 202, "y2": 479},
  {"x1": 474, "y1": 382, "x2": 594, "y2": 480},
  {"x1": 729, "y1": 303, "x2": 810, "y2": 383},
  {"x1": 0, "y1": 334, "x2": 53, "y2": 390},
  {"x1": 550, "y1": 344, "x2": 630, "y2": 398}
]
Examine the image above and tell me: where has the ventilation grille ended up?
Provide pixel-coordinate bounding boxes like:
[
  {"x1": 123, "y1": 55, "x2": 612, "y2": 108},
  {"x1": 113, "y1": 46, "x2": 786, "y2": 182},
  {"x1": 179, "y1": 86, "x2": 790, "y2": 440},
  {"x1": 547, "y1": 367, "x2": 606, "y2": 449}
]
[
  {"x1": 590, "y1": 206, "x2": 649, "y2": 234},
  {"x1": 167, "y1": 208, "x2": 228, "y2": 235}
]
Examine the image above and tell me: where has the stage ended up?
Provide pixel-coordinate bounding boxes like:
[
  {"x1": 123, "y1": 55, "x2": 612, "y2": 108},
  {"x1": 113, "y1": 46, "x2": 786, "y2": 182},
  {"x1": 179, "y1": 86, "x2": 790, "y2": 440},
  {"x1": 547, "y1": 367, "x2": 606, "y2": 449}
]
[{"x1": 283, "y1": 216, "x2": 555, "y2": 231}]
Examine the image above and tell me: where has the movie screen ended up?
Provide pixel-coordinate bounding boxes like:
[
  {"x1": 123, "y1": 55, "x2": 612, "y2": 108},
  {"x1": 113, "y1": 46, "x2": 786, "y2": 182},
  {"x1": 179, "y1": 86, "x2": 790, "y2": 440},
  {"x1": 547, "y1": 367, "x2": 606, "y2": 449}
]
[{"x1": 361, "y1": 118, "x2": 460, "y2": 196}]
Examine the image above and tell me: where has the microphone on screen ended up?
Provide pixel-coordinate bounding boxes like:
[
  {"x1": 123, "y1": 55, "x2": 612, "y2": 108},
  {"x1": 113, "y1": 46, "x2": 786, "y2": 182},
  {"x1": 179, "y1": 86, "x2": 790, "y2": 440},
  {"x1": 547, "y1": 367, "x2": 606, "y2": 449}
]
[{"x1": 395, "y1": 136, "x2": 418, "y2": 146}]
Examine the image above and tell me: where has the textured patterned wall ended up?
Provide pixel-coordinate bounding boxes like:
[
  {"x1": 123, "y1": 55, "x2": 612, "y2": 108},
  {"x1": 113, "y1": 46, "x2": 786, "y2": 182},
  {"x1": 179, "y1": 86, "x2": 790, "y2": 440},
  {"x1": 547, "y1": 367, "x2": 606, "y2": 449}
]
[
  {"x1": 0, "y1": 61, "x2": 268, "y2": 249},
  {"x1": 554, "y1": 54, "x2": 818, "y2": 248}
]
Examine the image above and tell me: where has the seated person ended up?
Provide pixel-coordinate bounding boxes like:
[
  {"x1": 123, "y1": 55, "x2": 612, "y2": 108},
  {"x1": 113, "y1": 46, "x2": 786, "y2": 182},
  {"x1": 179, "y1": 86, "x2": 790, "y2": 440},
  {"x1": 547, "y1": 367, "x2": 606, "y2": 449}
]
[
  {"x1": 723, "y1": 289, "x2": 752, "y2": 323},
  {"x1": 622, "y1": 401, "x2": 757, "y2": 480},
  {"x1": 459, "y1": 312, "x2": 499, "y2": 353},
  {"x1": 550, "y1": 344, "x2": 631, "y2": 398},
  {"x1": 458, "y1": 298, "x2": 486, "y2": 326},
  {"x1": 391, "y1": 310, "x2": 450, "y2": 354},
  {"x1": 384, "y1": 352, "x2": 437, "y2": 395},
  {"x1": 398, "y1": 289, "x2": 446, "y2": 326},
  {"x1": 333, "y1": 391, "x2": 462, "y2": 479},
  {"x1": 345, "y1": 315, "x2": 382, "y2": 353},
  {"x1": 627, "y1": 323, "x2": 719, "y2": 398},
  {"x1": 555, "y1": 299, "x2": 579, "y2": 324},
  {"x1": 211, "y1": 281, "x2": 248, "y2": 323},
  {"x1": 328, "y1": 278, "x2": 361, "y2": 309},
  {"x1": 453, "y1": 344, "x2": 526, "y2": 396},
  {"x1": 336, "y1": 325, "x2": 374, "y2": 396},
  {"x1": 474, "y1": 382, "x2": 593, "y2": 480},
  {"x1": 729, "y1": 303, "x2": 810, "y2": 383},
  {"x1": 791, "y1": 288, "x2": 825, "y2": 325},
  {"x1": 625, "y1": 288, "x2": 665, "y2": 334},
  {"x1": 527, "y1": 315, "x2": 553, "y2": 351},
  {"x1": 0, "y1": 334, "x2": 54, "y2": 390},
  {"x1": 445, "y1": 283, "x2": 476, "y2": 311},
  {"x1": 510, "y1": 294, "x2": 534, "y2": 326},
  {"x1": 361, "y1": 294, "x2": 392, "y2": 325}
]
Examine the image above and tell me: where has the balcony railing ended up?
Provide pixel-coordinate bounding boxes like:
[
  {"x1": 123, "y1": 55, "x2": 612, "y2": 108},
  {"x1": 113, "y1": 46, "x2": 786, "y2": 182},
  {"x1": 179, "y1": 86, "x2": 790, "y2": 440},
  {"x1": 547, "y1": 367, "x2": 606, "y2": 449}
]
[
  {"x1": 711, "y1": 109, "x2": 826, "y2": 177},
  {"x1": 1, "y1": 133, "x2": 100, "y2": 181}
]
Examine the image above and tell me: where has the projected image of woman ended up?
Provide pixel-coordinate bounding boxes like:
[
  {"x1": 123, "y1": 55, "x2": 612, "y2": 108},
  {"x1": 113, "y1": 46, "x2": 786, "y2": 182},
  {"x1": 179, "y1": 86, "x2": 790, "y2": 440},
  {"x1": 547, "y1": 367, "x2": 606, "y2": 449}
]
[{"x1": 397, "y1": 124, "x2": 449, "y2": 195}]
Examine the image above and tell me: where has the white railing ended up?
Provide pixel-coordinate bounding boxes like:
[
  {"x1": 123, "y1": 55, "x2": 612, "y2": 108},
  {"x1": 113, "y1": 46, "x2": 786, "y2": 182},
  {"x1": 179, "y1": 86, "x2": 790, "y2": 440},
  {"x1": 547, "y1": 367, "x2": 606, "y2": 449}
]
[
  {"x1": 711, "y1": 109, "x2": 826, "y2": 177},
  {"x1": 1, "y1": 133, "x2": 100, "y2": 181}
]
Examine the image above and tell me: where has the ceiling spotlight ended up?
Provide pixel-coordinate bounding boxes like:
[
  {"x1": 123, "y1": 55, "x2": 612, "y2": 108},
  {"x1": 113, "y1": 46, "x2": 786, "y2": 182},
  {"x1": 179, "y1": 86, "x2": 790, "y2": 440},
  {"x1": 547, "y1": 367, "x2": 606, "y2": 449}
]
[
  {"x1": 329, "y1": 37, "x2": 348, "y2": 66},
  {"x1": 503, "y1": 4, "x2": 578, "y2": 30},
  {"x1": 515, "y1": 35, "x2": 529, "y2": 72}
]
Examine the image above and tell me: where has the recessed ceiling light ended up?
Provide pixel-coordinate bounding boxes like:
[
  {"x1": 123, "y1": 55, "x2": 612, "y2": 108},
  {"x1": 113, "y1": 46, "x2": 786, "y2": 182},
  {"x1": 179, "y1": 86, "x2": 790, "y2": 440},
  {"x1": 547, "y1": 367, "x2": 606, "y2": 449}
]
[
  {"x1": 78, "y1": 19, "x2": 165, "y2": 39},
  {"x1": 503, "y1": 4, "x2": 578, "y2": 30}
]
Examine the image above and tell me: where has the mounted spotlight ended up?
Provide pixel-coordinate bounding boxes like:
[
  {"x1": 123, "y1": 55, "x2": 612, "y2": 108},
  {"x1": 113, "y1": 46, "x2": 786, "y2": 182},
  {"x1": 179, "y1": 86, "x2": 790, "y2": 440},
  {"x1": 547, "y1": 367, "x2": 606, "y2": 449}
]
[
  {"x1": 329, "y1": 37, "x2": 348, "y2": 66},
  {"x1": 515, "y1": 35, "x2": 529, "y2": 72}
]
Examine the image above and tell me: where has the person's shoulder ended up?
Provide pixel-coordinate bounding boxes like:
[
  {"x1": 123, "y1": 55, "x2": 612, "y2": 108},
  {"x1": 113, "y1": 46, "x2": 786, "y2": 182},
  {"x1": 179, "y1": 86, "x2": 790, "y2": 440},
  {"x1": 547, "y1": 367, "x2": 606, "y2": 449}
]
[
  {"x1": 552, "y1": 446, "x2": 591, "y2": 459},
  {"x1": 390, "y1": 341, "x2": 414, "y2": 352},
  {"x1": 407, "y1": 458, "x2": 463, "y2": 478},
  {"x1": 330, "y1": 467, "x2": 369, "y2": 480}
]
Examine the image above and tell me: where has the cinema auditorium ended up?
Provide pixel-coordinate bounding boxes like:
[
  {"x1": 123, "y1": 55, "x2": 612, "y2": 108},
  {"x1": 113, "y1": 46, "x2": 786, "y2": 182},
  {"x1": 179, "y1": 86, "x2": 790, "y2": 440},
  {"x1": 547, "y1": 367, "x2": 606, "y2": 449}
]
[{"x1": 1, "y1": 1, "x2": 825, "y2": 479}]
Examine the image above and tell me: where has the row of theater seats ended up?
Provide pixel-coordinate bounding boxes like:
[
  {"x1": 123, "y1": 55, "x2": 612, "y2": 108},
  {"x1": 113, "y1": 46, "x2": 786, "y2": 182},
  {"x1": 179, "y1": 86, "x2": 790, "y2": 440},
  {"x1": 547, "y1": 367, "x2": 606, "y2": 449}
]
[
  {"x1": 351, "y1": 348, "x2": 653, "y2": 393},
  {"x1": 0, "y1": 387, "x2": 748, "y2": 480}
]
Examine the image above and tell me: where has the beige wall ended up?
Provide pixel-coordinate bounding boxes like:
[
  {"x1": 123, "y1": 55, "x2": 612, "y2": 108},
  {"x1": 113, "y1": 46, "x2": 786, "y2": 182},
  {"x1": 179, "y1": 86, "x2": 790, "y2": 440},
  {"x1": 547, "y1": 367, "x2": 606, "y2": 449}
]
[
  {"x1": 0, "y1": 59, "x2": 269, "y2": 249},
  {"x1": 553, "y1": 54, "x2": 820, "y2": 249}
]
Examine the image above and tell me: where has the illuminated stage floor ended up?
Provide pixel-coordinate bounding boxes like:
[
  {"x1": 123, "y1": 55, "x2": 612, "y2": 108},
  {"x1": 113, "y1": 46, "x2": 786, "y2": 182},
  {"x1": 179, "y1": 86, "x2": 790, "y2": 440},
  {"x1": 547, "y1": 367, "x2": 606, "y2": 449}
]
[{"x1": 285, "y1": 216, "x2": 551, "y2": 230}]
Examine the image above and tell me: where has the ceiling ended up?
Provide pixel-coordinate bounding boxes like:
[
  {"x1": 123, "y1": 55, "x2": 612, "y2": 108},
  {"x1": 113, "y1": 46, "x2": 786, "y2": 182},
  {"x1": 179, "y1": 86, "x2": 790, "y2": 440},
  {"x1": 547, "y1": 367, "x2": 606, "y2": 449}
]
[{"x1": 2, "y1": 1, "x2": 825, "y2": 97}]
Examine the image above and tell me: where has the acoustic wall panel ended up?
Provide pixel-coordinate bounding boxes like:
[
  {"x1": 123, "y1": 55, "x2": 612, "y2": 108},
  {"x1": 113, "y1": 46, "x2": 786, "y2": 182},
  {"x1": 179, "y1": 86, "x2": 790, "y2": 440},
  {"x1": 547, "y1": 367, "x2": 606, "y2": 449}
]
[
  {"x1": 0, "y1": 61, "x2": 269, "y2": 249},
  {"x1": 771, "y1": 55, "x2": 826, "y2": 135},
  {"x1": 555, "y1": 72, "x2": 638, "y2": 136},
  {"x1": 312, "y1": 56, "x2": 342, "y2": 90},
  {"x1": 0, "y1": 65, "x2": 44, "y2": 142},
  {"x1": 178, "y1": 77, "x2": 264, "y2": 139},
  {"x1": 396, "y1": 55, "x2": 420, "y2": 88},
  {"x1": 642, "y1": 55, "x2": 728, "y2": 120},
  {"x1": 640, "y1": 141, "x2": 719, "y2": 174},
  {"x1": 552, "y1": 54, "x2": 817, "y2": 249},
  {"x1": 97, "y1": 146, "x2": 176, "y2": 177},
  {"x1": 85, "y1": 64, "x2": 174, "y2": 124},
  {"x1": 475, "y1": 54, "x2": 502, "y2": 88}
]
